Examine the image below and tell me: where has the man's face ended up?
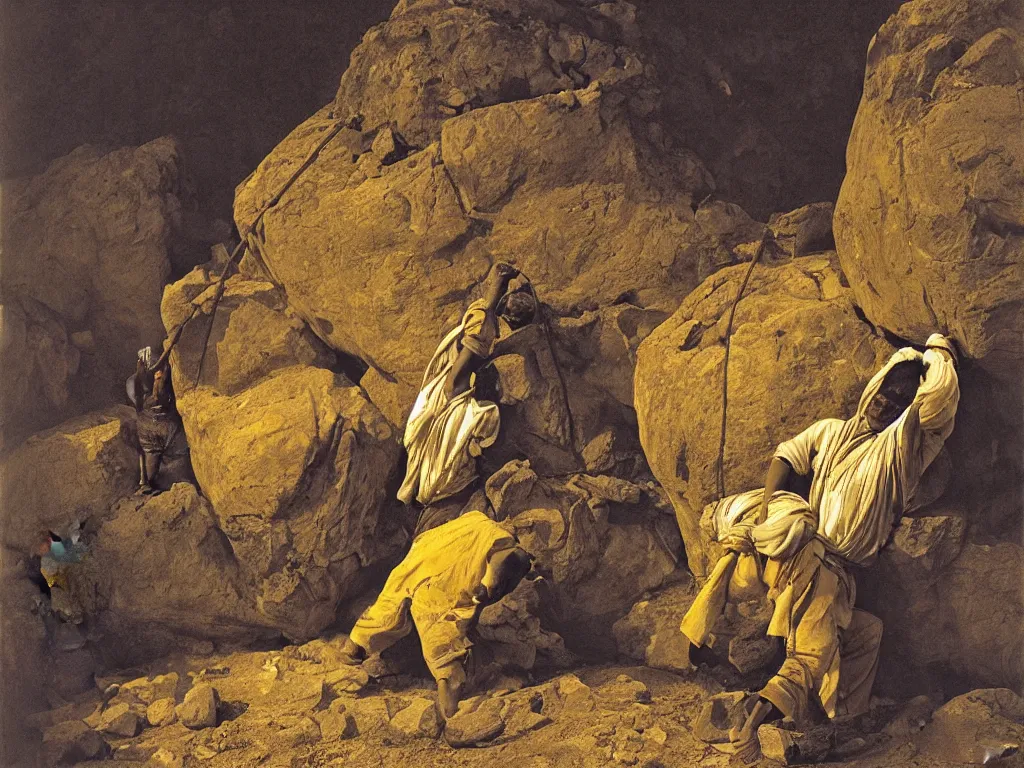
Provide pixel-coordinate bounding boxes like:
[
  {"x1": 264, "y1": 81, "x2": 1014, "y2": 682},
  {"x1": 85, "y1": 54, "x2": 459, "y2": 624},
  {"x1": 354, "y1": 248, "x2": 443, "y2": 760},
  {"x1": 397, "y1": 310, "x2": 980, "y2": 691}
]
[
  {"x1": 35, "y1": 540, "x2": 51, "y2": 557},
  {"x1": 864, "y1": 384, "x2": 913, "y2": 432}
]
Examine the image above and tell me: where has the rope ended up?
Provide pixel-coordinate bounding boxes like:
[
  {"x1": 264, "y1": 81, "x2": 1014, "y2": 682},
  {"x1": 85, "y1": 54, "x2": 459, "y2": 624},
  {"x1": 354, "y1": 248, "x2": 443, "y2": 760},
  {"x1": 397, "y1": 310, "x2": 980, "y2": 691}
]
[
  {"x1": 190, "y1": 118, "x2": 349, "y2": 388},
  {"x1": 715, "y1": 236, "x2": 768, "y2": 500},
  {"x1": 518, "y1": 274, "x2": 583, "y2": 464}
]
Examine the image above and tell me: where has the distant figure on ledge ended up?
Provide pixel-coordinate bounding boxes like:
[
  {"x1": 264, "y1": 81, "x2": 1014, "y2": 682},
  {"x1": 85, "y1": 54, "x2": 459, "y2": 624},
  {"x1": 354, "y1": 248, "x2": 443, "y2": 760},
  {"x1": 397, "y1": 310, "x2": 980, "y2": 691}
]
[
  {"x1": 681, "y1": 334, "x2": 960, "y2": 762},
  {"x1": 339, "y1": 511, "x2": 534, "y2": 718},
  {"x1": 398, "y1": 261, "x2": 535, "y2": 536},
  {"x1": 127, "y1": 344, "x2": 189, "y2": 494}
]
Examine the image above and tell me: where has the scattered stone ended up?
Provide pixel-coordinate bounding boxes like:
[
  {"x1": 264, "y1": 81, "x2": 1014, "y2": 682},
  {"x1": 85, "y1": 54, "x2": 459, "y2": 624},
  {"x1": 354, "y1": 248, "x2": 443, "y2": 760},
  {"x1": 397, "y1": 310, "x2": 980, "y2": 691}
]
[
  {"x1": 41, "y1": 719, "x2": 109, "y2": 764},
  {"x1": 556, "y1": 675, "x2": 596, "y2": 713},
  {"x1": 175, "y1": 683, "x2": 219, "y2": 729},
  {"x1": 346, "y1": 696, "x2": 391, "y2": 737},
  {"x1": 693, "y1": 691, "x2": 749, "y2": 744},
  {"x1": 728, "y1": 632, "x2": 780, "y2": 675},
  {"x1": 370, "y1": 125, "x2": 410, "y2": 165},
  {"x1": 757, "y1": 724, "x2": 833, "y2": 765},
  {"x1": 146, "y1": 697, "x2": 178, "y2": 728},
  {"x1": 768, "y1": 202, "x2": 835, "y2": 257},
  {"x1": 99, "y1": 702, "x2": 140, "y2": 737},
  {"x1": 122, "y1": 672, "x2": 180, "y2": 704},
  {"x1": 445, "y1": 698, "x2": 505, "y2": 747},
  {"x1": 887, "y1": 516, "x2": 966, "y2": 573},
  {"x1": 388, "y1": 697, "x2": 442, "y2": 741},
  {"x1": 602, "y1": 675, "x2": 652, "y2": 705},
  {"x1": 316, "y1": 704, "x2": 358, "y2": 741},
  {"x1": 146, "y1": 747, "x2": 184, "y2": 768},
  {"x1": 883, "y1": 694, "x2": 936, "y2": 737},
  {"x1": 646, "y1": 725, "x2": 668, "y2": 745},
  {"x1": 919, "y1": 688, "x2": 1024, "y2": 765},
  {"x1": 324, "y1": 665, "x2": 370, "y2": 695},
  {"x1": 271, "y1": 715, "x2": 322, "y2": 748}
]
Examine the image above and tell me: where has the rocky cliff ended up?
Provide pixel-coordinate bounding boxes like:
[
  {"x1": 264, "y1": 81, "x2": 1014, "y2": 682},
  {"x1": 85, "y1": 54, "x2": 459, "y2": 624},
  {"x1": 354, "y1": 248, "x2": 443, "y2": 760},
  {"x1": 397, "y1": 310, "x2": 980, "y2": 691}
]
[{"x1": 1, "y1": 0, "x2": 1021, "y2": 765}]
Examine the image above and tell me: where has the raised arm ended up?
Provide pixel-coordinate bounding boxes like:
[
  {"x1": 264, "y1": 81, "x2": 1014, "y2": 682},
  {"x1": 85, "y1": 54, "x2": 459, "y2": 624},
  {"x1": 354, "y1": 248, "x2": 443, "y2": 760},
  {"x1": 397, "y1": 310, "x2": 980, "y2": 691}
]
[
  {"x1": 901, "y1": 333, "x2": 960, "y2": 469},
  {"x1": 444, "y1": 263, "x2": 518, "y2": 400}
]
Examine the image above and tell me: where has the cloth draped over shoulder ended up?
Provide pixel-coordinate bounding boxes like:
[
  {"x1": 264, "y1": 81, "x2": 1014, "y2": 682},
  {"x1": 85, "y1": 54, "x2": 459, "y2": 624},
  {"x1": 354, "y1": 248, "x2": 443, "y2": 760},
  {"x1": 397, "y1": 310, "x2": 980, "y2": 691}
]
[
  {"x1": 398, "y1": 299, "x2": 501, "y2": 506},
  {"x1": 348, "y1": 511, "x2": 515, "y2": 681},
  {"x1": 681, "y1": 342, "x2": 959, "y2": 716}
]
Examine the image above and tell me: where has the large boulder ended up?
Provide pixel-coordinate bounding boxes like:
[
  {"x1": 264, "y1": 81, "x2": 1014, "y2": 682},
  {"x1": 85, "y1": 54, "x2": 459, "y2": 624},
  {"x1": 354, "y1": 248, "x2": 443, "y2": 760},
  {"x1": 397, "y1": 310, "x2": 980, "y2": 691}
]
[
  {"x1": 0, "y1": 138, "x2": 187, "y2": 447},
  {"x1": 859, "y1": 517, "x2": 1024, "y2": 696},
  {"x1": 835, "y1": 0, "x2": 1024, "y2": 542},
  {"x1": 486, "y1": 460, "x2": 682, "y2": 657},
  {"x1": 162, "y1": 272, "x2": 403, "y2": 639},
  {"x1": 0, "y1": 408, "x2": 137, "y2": 553},
  {"x1": 75, "y1": 484, "x2": 273, "y2": 665},
  {"x1": 635, "y1": 255, "x2": 896, "y2": 577},
  {"x1": 234, "y1": 0, "x2": 718, "y2": 427},
  {"x1": 835, "y1": 0, "x2": 1023, "y2": 364},
  {"x1": 334, "y1": 0, "x2": 649, "y2": 149}
]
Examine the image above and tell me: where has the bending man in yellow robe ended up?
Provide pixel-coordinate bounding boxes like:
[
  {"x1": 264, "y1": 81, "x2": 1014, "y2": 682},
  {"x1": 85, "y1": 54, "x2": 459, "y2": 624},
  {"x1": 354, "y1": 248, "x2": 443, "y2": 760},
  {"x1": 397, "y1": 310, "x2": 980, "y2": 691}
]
[
  {"x1": 338, "y1": 511, "x2": 533, "y2": 718},
  {"x1": 682, "y1": 334, "x2": 960, "y2": 760},
  {"x1": 398, "y1": 261, "x2": 536, "y2": 535}
]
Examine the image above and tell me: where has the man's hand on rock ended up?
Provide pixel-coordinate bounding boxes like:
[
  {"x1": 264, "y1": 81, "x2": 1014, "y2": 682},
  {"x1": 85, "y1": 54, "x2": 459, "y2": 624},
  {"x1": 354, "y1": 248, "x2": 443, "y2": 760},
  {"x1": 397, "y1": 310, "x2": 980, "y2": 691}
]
[{"x1": 491, "y1": 262, "x2": 519, "y2": 286}]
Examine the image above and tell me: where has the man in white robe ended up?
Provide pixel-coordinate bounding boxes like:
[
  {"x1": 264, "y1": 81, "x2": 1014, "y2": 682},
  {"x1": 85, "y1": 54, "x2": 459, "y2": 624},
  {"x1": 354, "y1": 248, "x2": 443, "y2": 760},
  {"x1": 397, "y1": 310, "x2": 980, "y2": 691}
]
[
  {"x1": 398, "y1": 262, "x2": 535, "y2": 535},
  {"x1": 681, "y1": 334, "x2": 960, "y2": 760}
]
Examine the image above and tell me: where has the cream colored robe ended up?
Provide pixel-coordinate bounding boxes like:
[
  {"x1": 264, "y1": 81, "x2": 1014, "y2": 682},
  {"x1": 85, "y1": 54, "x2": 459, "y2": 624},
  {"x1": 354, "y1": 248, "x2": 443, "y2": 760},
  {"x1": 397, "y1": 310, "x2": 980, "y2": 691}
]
[
  {"x1": 683, "y1": 339, "x2": 959, "y2": 720},
  {"x1": 398, "y1": 299, "x2": 501, "y2": 506},
  {"x1": 348, "y1": 511, "x2": 516, "y2": 683}
]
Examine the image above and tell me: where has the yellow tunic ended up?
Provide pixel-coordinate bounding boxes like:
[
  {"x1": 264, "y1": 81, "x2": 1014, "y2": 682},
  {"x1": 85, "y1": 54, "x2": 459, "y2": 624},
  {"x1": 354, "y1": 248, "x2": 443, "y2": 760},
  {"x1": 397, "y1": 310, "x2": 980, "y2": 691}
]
[{"x1": 348, "y1": 511, "x2": 516, "y2": 683}]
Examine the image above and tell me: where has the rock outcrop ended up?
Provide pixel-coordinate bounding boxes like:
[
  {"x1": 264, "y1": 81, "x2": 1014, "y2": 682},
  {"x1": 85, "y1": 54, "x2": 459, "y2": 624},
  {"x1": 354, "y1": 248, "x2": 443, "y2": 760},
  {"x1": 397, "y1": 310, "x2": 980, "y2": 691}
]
[
  {"x1": 486, "y1": 460, "x2": 682, "y2": 655},
  {"x1": 162, "y1": 272, "x2": 404, "y2": 639},
  {"x1": 76, "y1": 485, "x2": 272, "y2": 665},
  {"x1": 635, "y1": 254, "x2": 896, "y2": 577},
  {"x1": 835, "y1": 0, "x2": 1024, "y2": 538},
  {"x1": 0, "y1": 138, "x2": 188, "y2": 448},
  {"x1": 0, "y1": 408, "x2": 137, "y2": 552},
  {"x1": 233, "y1": 0, "x2": 714, "y2": 428}
]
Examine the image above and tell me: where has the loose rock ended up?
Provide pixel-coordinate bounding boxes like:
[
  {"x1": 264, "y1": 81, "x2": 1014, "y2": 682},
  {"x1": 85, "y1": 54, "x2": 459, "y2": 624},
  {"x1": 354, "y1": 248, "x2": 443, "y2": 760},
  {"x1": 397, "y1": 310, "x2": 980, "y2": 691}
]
[
  {"x1": 176, "y1": 683, "x2": 219, "y2": 729},
  {"x1": 388, "y1": 697, "x2": 442, "y2": 741}
]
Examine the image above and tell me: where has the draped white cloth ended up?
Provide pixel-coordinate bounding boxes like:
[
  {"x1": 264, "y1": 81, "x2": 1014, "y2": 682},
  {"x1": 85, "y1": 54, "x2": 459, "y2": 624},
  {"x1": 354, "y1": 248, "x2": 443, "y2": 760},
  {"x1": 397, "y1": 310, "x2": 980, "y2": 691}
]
[
  {"x1": 398, "y1": 300, "x2": 501, "y2": 506},
  {"x1": 774, "y1": 339, "x2": 959, "y2": 565},
  {"x1": 681, "y1": 336, "x2": 960, "y2": 720}
]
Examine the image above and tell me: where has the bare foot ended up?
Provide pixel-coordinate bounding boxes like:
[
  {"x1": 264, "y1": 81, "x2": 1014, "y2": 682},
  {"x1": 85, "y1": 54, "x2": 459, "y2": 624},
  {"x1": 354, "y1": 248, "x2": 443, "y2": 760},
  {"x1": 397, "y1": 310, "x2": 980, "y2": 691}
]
[
  {"x1": 337, "y1": 638, "x2": 366, "y2": 666},
  {"x1": 729, "y1": 723, "x2": 762, "y2": 764},
  {"x1": 437, "y1": 678, "x2": 463, "y2": 721}
]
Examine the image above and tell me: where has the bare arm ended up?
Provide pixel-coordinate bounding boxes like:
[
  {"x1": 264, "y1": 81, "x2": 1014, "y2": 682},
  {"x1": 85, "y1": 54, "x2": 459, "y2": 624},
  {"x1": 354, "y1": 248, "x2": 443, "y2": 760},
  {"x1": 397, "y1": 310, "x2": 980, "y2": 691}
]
[
  {"x1": 759, "y1": 457, "x2": 792, "y2": 520},
  {"x1": 444, "y1": 263, "x2": 518, "y2": 399}
]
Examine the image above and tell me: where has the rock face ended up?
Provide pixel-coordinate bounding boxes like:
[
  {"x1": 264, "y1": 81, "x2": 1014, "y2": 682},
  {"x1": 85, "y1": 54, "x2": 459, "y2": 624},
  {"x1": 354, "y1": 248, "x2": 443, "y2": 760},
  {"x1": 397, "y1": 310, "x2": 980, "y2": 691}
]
[
  {"x1": 234, "y1": 0, "x2": 715, "y2": 426},
  {"x1": 0, "y1": 408, "x2": 137, "y2": 552},
  {"x1": 635, "y1": 255, "x2": 895, "y2": 577},
  {"x1": 859, "y1": 519, "x2": 1024, "y2": 696},
  {"x1": 919, "y1": 689, "x2": 1024, "y2": 765},
  {"x1": 835, "y1": 0, "x2": 1024, "y2": 364},
  {"x1": 76, "y1": 484, "x2": 271, "y2": 665},
  {"x1": 835, "y1": 0, "x2": 1024, "y2": 537},
  {"x1": 162, "y1": 273, "x2": 404, "y2": 639},
  {"x1": 486, "y1": 461, "x2": 682, "y2": 656},
  {"x1": 0, "y1": 138, "x2": 187, "y2": 448}
]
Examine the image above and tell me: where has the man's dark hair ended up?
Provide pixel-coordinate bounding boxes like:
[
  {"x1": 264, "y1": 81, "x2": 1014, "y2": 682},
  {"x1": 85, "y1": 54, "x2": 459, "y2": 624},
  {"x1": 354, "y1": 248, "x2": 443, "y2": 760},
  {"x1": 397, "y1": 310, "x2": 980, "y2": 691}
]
[
  {"x1": 500, "y1": 290, "x2": 536, "y2": 330},
  {"x1": 493, "y1": 547, "x2": 533, "y2": 601},
  {"x1": 880, "y1": 359, "x2": 925, "y2": 407}
]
